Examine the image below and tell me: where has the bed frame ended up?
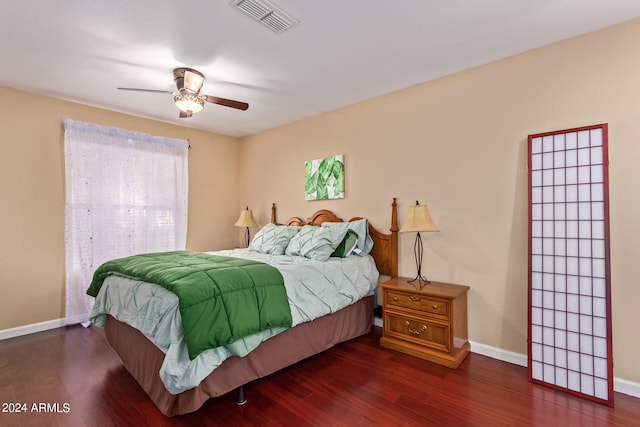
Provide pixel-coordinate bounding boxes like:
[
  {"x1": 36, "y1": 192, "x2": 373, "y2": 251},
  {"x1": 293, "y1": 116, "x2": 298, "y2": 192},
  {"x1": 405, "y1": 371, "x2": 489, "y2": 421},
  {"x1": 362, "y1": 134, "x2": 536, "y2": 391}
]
[{"x1": 103, "y1": 198, "x2": 398, "y2": 416}]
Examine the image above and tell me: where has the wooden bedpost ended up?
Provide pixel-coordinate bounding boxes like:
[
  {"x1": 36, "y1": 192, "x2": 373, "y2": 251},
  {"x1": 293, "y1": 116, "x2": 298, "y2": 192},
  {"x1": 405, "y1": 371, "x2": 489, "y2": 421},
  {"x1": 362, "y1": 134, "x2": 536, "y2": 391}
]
[
  {"x1": 391, "y1": 197, "x2": 398, "y2": 232},
  {"x1": 271, "y1": 203, "x2": 277, "y2": 224},
  {"x1": 390, "y1": 197, "x2": 398, "y2": 277}
]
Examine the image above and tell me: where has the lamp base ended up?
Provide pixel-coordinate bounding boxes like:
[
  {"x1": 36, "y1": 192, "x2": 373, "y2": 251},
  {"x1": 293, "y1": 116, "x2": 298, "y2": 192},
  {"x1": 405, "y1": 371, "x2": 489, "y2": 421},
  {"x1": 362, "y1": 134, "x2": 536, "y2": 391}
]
[
  {"x1": 407, "y1": 275, "x2": 431, "y2": 289},
  {"x1": 409, "y1": 231, "x2": 431, "y2": 289},
  {"x1": 244, "y1": 227, "x2": 251, "y2": 248}
]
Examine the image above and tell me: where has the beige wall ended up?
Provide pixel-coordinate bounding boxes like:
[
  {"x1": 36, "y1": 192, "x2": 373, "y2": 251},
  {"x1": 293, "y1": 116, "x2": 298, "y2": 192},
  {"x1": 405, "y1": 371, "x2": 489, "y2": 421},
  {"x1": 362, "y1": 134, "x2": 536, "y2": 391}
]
[
  {"x1": 239, "y1": 19, "x2": 640, "y2": 383},
  {"x1": 0, "y1": 87, "x2": 240, "y2": 330}
]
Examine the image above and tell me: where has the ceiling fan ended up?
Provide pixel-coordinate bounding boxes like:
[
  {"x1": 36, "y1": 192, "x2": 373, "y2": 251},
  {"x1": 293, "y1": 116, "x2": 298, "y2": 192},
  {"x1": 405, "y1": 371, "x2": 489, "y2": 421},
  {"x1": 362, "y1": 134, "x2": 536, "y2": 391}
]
[{"x1": 118, "y1": 67, "x2": 249, "y2": 118}]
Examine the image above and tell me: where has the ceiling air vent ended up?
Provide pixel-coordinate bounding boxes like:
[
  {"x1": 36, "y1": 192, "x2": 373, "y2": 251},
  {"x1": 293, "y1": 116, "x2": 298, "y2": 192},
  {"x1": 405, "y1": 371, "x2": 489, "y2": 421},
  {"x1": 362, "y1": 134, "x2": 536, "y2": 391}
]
[{"x1": 230, "y1": 0, "x2": 298, "y2": 34}]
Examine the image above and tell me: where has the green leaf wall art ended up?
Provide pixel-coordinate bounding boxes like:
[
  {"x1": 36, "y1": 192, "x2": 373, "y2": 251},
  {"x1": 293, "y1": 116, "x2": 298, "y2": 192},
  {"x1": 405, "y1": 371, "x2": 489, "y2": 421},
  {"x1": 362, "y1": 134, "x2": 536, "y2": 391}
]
[{"x1": 305, "y1": 154, "x2": 345, "y2": 201}]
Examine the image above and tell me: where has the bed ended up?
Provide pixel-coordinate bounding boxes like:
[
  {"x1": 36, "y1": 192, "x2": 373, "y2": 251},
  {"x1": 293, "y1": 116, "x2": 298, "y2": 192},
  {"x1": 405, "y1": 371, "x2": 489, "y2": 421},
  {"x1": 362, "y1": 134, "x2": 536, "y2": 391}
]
[{"x1": 91, "y1": 199, "x2": 398, "y2": 416}]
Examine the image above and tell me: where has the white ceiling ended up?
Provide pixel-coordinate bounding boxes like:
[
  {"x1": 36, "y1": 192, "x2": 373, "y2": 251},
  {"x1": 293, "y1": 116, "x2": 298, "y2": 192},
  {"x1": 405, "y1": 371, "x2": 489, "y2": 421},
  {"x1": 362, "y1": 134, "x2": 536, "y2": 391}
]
[{"x1": 2, "y1": 1, "x2": 640, "y2": 138}]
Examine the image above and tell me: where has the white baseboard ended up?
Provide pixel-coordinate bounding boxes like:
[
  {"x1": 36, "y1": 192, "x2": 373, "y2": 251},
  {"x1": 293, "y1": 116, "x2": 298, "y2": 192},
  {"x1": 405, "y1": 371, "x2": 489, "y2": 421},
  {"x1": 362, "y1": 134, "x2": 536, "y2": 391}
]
[
  {"x1": 470, "y1": 340, "x2": 640, "y2": 399},
  {"x1": 0, "y1": 318, "x2": 66, "y2": 341},
  {"x1": 470, "y1": 340, "x2": 528, "y2": 367},
  {"x1": 612, "y1": 377, "x2": 640, "y2": 399}
]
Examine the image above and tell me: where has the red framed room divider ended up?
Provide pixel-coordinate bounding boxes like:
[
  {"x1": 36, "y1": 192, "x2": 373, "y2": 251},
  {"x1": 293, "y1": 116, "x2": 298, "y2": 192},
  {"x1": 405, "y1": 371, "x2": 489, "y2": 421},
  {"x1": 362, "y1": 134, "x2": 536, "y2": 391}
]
[{"x1": 527, "y1": 123, "x2": 613, "y2": 406}]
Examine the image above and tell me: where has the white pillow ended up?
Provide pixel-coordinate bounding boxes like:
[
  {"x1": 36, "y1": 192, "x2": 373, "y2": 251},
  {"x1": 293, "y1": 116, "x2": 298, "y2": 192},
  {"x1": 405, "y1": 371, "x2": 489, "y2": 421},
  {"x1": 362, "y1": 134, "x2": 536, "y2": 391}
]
[{"x1": 285, "y1": 225, "x2": 348, "y2": 261}]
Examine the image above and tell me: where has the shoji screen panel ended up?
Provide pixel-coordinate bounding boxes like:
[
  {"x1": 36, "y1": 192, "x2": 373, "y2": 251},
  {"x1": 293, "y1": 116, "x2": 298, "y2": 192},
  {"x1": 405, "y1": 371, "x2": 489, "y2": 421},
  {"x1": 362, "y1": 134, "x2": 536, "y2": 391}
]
[{"x1": 528, "y1": 124, "x2": 613, "y2": 406}]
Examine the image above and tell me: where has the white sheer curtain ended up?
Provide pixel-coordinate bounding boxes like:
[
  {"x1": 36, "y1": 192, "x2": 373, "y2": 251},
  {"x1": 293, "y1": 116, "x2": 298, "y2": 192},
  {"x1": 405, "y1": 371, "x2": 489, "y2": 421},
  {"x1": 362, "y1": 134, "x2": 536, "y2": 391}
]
[{"x1": 63, "y1": 119, "x2": 189, "y2": 325}]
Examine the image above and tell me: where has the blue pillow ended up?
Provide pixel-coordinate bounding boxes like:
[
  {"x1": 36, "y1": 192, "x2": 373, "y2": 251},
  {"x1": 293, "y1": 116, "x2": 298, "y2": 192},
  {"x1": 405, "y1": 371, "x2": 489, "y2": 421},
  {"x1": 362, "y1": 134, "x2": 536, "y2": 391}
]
[
  {"x1": 285, "y1": 225, "x2": 348, "y2": 261},
  {"x1": 249, "y1": 223, "x2": 301, "y2": 255},
  {"x1": 321, "y1": 219, "x2": 373, "y2": 255}
]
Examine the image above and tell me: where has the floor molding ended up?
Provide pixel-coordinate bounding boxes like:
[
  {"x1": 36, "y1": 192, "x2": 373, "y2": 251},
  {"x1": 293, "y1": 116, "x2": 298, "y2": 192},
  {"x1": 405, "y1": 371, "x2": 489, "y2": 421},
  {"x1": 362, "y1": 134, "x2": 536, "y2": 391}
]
[
  {"x1": 373, "y1": 317, "x2": 383, "y2": 328},
  {"x1": 470, "y1": 341, "x2": 640, "y2": 399},
  {"x1": 613, "y1": 377, "x2": 640, "y2": 399},
  {"x1": 470, "y1": 341, "x2": 528, "y2": 367},
  {"x1": 0, "y1": 318, "x2": 65, "y2": 341}
]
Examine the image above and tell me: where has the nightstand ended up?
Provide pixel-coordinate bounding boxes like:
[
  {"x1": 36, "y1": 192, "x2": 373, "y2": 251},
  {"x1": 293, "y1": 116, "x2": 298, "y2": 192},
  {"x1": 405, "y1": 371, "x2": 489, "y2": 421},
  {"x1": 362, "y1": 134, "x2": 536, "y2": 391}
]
[{"x1": 379, "y1": 277, "x2": 470, "y2": 369}]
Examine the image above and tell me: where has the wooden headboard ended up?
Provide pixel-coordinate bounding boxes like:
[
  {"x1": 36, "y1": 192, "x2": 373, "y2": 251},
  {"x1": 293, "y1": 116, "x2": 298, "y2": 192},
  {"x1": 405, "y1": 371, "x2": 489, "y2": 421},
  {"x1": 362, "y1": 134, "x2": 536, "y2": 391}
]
[{"x1": 270, "y1": 198, "x2": 398, "y2": 277}]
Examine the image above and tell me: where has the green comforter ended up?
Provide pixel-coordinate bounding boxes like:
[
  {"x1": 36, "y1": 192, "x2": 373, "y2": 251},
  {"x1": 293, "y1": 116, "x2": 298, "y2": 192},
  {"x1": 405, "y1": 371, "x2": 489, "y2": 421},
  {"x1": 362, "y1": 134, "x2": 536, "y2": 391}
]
[{"x1": 86, "y1": 251, "x2": 292, "y2": 360}]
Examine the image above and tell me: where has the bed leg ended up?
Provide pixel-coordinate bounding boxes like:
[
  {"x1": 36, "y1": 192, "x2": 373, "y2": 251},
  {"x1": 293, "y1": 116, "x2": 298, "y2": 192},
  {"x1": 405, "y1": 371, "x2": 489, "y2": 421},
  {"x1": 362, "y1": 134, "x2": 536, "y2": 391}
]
[{"x1": 235, "y1": 385, "x2": 248, "y2": 406}]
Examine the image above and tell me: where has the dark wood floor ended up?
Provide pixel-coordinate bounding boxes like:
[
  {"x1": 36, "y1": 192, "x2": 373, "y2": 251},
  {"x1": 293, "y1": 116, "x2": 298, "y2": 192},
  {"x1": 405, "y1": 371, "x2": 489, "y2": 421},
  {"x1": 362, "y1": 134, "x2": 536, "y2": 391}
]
[{"x1": 1, "y1": 325, "x2": 639, "y2": 427}]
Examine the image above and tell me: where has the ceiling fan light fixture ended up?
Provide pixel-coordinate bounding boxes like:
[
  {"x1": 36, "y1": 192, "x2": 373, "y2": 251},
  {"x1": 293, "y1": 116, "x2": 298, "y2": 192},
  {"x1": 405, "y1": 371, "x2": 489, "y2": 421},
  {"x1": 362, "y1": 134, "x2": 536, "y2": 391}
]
[
  {"x1": 173, "y1": 67, "x2": 205, "y2": 94},
  {"x1": 118, "y1": 66, "x2": 249, "y2": 116},
  {"x1": 174, "y1": 93, "x2": 204, "y2": 113}
]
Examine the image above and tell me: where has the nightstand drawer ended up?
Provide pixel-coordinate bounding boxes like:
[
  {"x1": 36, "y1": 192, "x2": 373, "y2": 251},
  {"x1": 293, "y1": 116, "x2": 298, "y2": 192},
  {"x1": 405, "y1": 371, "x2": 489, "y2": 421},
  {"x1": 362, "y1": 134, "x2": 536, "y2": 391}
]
[
  {"x1": 385, "y1": 290, "x2": 450, "y2": 320},
  {"x1": 384, "y1": 311, "x2": 450, "y2": 353}
]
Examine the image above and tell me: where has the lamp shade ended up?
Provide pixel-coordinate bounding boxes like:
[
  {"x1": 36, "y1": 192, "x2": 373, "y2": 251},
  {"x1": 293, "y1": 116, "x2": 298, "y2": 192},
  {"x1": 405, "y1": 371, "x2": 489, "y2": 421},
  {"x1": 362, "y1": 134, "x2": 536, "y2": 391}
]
[
  {"x1": 234, "y1": 208, "x2": 258, "y2": 228},
  {"x1": 400, "y1": 204, "x2": 439, "y2": 233}
]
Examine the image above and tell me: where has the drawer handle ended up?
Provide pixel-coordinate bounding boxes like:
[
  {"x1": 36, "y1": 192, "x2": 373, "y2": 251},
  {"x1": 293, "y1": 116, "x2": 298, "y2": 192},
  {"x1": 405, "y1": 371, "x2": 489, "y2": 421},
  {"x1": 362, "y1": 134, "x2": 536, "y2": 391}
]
[
  {"x1": 431, "y1": 304, "x2": 438, "y2": 310},
  {"x1": 393, "y1": 297, "x2": 398, "y2": 302},
  {"x1": 405, "y1": 321, "x2": 427, "y2": 336},
  {"x1": 409, "y1": 296, "x2": 421, "y2": 302}
]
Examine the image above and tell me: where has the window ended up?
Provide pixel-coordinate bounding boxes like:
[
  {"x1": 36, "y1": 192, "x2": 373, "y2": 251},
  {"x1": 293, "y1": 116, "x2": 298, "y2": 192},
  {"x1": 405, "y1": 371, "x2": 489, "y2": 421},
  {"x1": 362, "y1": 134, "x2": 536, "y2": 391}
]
[{"x1": 63, "y1": 120, "x2": 188, "y2": 324}]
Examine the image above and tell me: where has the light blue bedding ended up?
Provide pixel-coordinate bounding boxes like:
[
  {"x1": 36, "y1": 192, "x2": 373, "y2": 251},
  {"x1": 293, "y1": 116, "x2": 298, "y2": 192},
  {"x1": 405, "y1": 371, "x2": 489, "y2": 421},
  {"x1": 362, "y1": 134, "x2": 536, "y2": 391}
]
[{"x1": 90, "y1": 249, "x2": 378, "y2": 394}]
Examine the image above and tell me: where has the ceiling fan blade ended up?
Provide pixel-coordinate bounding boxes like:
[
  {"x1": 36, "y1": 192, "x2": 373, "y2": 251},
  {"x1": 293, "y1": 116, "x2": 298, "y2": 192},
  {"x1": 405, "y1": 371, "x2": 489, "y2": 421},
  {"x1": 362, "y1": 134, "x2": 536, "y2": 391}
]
[
  {"x1": 179, "y1": 110, "x2": 193, "y2": 119},
  {"x1": 117, "y1": 87, "x2": 173, "y2": 94},
  {"x1": 204, "y1": 95, "x2": 249, "y2": 111}
]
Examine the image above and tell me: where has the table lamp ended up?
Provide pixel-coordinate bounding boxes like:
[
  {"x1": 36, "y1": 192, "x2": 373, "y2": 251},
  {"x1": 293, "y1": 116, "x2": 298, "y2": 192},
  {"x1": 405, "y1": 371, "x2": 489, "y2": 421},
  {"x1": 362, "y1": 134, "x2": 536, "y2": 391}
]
[
  {"x1": 234, "y1": 206, "x2": 258, "y2": 247},
  {"x1": 400, "y1": 201, "x2": 440, "y2": 287}
]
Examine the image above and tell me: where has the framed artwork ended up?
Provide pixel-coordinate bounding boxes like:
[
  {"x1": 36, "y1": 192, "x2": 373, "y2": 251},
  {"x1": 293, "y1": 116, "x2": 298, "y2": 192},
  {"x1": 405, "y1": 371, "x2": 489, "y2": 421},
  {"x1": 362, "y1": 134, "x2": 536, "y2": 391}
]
[{"x1": 305, "y1": 154, "x2": 345, "y2": 200}]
